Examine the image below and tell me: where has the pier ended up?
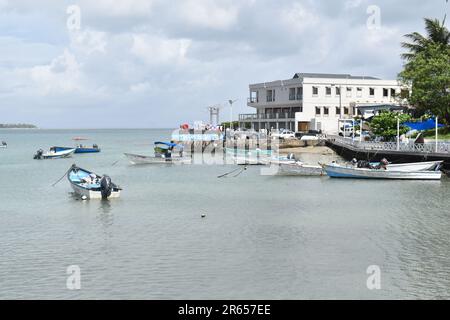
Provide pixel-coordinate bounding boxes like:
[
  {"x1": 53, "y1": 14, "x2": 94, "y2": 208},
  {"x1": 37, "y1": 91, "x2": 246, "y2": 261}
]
[{"x1": 326, "y1": 135, "x2": 450, "y2": 168}]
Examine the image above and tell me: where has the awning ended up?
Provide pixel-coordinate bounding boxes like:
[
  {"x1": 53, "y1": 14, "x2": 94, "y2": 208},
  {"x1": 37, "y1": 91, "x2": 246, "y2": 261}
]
[{"x1": 404, "y1": 118, "x2": 444, "y2": 131}]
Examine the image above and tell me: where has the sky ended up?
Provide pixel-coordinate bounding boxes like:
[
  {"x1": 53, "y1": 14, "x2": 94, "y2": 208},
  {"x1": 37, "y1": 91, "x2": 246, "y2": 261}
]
[{"x1": 0, "y1": 0, "x2": 448, "y2": 128}]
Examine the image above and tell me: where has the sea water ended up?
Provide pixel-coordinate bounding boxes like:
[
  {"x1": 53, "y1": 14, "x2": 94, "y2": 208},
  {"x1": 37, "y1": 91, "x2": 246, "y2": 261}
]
[{"x1": 1, "y1": 129, "x2": 450, "y2": 299}]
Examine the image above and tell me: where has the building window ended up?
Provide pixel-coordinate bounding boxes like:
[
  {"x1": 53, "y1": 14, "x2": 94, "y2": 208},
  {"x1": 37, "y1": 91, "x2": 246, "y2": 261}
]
[
  {"x1": 266, "y1": 89, "x2": 275, "y2": 102},
  {"x1": 312, "y1": 86, "x2": 319, "y2": 96},
  {"x1": 336, "y1": 107, "x2": 341, "y2": 116},
  {"x1": 326, "y1": 87, "x2": 332, "y2": 96},
  {"x1": 346, "y1": 87, "x2": 352, "y2": 97},
  {"x1": 400, "y1": 89, "x2": 409, "y2": 99},
  {"x1": 391, "y1": 88, "x2": 396, "y2": 97},
  {"x1": 336, "y1": 87, "x2": 341, "y2": 96},
  {"x1": 292, "y1": 107, "x2": 303, "y2": 113},
  {"x1": 289, "y1": 88, "x2": 296, "y2": 100},
  {"x1": 369, "y1": 88, "x2": 375, "y2": 96},
  {"x1": 296, "y1": 87, "x2": 303, "y2": 100},
  {"x1": 315, "y1": 107, "x2": 321, "y2": 116},
  {"x1": 344, "y1": 107, "x2": 349, "y2": 115},
  {"x1": 323, "y1": 107, "x2": 329, "y2": 116},
  {"x1": 357, "y1": 87, "x2": 363, "y2": 97},
  {"x1": 383, "y1": 88, "x2": 389, "y2": 97}
]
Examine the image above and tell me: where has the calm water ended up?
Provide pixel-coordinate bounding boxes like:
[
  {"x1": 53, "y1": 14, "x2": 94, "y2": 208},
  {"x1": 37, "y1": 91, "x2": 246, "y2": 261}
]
[{"x1": 1, "y1": 129, "x2": 450, "y2": 300}]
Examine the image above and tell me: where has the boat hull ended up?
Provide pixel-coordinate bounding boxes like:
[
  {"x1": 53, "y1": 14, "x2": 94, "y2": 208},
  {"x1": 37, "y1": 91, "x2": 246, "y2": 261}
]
[
  {"x1": 54, "y1": 146, "x2": 100, "y2": 154},
  {"x1": 124, "y1": 153, "x2": 191, "y2": 165},
  {"x1": 324, "y1": 164, "x2": 442, "y2": 180},
  {"x1": 41, "y1": 148, "x2": 76, "y2": 159},
  {"x1": 70, "y1": 183, "x2": 121, "y2": 199},
  {"x1": 278, "y1": 163, "x2": 326, "y2": 176}
]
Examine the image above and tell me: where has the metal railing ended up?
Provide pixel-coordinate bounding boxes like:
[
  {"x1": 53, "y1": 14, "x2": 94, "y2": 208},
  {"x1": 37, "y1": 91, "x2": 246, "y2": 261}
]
[
  {"x1": 328, "y1": 135, "x2": 450, "y2": 154},
  {"x1": 239, "y1": 113, "x2": 296, "y2": 121},
  {"x1": 247, "y1": 97, "x2": 258, "y2": 104},
  {"x1": 289, "y1": 94, "x2": 303, "y2": 101}
]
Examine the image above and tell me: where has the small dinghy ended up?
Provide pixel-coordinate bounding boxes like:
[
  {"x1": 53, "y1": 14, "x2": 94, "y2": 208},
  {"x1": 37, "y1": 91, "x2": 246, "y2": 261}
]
[
  {"x1": 34, "y1": 147, "x2": 76, "y2": 160},
  {"x1": 0, "y1": 141, "x2": 7, "y2": 149},
  {"x1": 54, "y1": 144, "x2": 101, "y2": 154},
  {"x1": 67, "y1": 165, "x2": 121, "y2": 199}
]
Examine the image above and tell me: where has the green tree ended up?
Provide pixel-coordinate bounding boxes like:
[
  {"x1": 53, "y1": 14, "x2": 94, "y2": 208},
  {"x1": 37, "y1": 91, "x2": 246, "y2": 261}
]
[
  {"x1": 401, "y1": 18, "x2": 450, "y2": 61},
  {"x1": 370, "y1": 111, "x2": 411, "y2": 141},
  {"x1": 399, "y1": 44, "x2": 450, "y2": 123},
  {"x1": 399, "y1": 17, "x2": 450, "y2": 124}
]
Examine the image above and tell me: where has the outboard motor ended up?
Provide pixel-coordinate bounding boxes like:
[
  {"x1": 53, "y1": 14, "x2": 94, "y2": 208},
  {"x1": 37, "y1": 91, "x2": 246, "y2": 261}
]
[
  {"x1": 287, "y1": 153, "x2": 296, "y2": 160},
  {"x1": 34, "y1": 149, "x2": 43, "y2": 160},
  {"x1": 100, "y1": 175, "x2": 113, "y2": 199}
]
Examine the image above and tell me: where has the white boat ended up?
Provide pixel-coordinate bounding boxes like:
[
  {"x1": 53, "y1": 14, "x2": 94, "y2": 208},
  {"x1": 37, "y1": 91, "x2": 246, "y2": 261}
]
[
  {"x1": 324, "y1": 163, "x2": 442, "y2": 180},
  {"x1": 34, "y1": 147, "x2": 76, "y2": 160},
  {"x1": 67, "y1": 165, "x2": 121, "y2": 199},
  {"x1": 385, "y1": 161, "x2": 443, "y2": 172},
  {"x1": 124, "y1": 153, "x2": 191, "y2": 165},
  {"x1": 278, "y1": 162, "x2": 326, "y2": 176}
]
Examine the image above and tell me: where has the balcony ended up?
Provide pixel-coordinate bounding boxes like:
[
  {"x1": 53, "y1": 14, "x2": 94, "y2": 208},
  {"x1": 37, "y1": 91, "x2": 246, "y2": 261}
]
[
  {"x1": 239, "y1": 113, "x2": 296, "y2": 121},
  {"x1": 247, "y1": 97, "x2": 258, "y2": 104},
  {"x1": 289, "y1": 94, "x2": 303, "y2": 101}
]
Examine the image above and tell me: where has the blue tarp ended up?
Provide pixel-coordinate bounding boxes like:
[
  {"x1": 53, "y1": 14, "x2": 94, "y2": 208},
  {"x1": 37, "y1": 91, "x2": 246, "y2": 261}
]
[{"x1": 404, "y1": 118, "x2": 444, "y2": 131}]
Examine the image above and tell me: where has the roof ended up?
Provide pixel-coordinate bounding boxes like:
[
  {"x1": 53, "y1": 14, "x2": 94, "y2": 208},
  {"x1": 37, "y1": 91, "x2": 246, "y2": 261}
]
[
  {"x1": 293, "y1": 73, "x2": 380, "y2": 80},
  {"x1": 355, "y1": 104, "x2": 406, "y2": 111}
]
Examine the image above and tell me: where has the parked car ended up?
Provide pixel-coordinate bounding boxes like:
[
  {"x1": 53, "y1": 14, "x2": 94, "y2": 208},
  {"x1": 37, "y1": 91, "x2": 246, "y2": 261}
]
[{"x1": 271, "y1": 129, "x2": 296, "y2": 139}]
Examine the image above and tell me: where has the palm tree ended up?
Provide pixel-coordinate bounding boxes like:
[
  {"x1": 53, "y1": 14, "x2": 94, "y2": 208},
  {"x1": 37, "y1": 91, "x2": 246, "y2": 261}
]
[{"x1": 401, "y1": 18, "x2": 450, "y2": 61}]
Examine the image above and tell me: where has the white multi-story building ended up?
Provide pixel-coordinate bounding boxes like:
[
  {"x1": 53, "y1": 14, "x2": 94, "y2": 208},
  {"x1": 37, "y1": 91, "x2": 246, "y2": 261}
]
[{"x1": 239, "y1": 73, "x2": 408, "y2": 134}]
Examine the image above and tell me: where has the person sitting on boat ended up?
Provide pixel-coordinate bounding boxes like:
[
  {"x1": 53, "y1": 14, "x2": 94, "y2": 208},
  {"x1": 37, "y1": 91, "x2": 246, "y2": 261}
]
[{"x1": 373, "y1": 158, "x2": 389, "y2": 170}]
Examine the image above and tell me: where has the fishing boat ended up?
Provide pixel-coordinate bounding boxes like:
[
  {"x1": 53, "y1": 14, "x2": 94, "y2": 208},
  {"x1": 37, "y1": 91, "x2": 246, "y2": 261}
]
[
  {"x1": 323, "y1": 162, "x2": 442, "y2": 180},
  {"x1": 54, "y1": 144, "x2": 101, "y2": 154},
  {"x1": 67, "y1": 165, "x2": 121, "y2": 199},
  {"x1": 225, "y1": 147, "x2": 273, "y2": 166},
  {"x1": 124, "y1": 141, "x2": 189, "y2": 165},
  {"x1": 377, "y1": 161, "x2": 443, "y2": 172},
  {"x1": 0, "y1": 141, "x2": 7, "y2": 148},
  {"x1": 278, "y1": 162, "x2": 326, "y2": 176},
  {"x1": 124, "y1": 153, "x2": 191, "y2": 165},
  {"x1": 34, "y1": 147, "x2": 76, "y2": 160}
]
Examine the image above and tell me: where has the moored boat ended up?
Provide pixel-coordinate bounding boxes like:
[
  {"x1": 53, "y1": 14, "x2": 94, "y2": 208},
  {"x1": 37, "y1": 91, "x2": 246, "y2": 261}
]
[
  {"x1": 54, "y1": 144, "x2": 101, "y2": 154},
  {"x1": 67, "y1": 164, "x2": 121, "y2": 199},
  {"x1": 324, "y1": 163, "x2": 442, "y2": 180},
  {"x1": 124, "y1": 153, "x2": 191, "y2": 165},
  {"x1": 34, "y1": 147, "x2": 76, "y2": 160},
  {"x1": 278, "y1": 162, "x2": 326, "y2": 176},
  {"x1": 0, "y1": 141, "x2": 7, "y2": 148}
]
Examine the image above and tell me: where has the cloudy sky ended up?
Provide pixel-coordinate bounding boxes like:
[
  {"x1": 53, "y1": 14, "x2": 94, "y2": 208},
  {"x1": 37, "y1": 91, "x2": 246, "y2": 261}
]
[{"x1": 0, "y1": 0, "x2": 448, "y2": 128}]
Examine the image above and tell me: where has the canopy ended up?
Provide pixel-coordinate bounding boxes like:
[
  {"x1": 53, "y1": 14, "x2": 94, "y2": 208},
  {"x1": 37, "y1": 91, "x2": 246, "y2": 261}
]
[
  {"x1": 154, "y1": 141, "x2": 178, "y2": 148},
  {"x1": 404, "y1": 118, "x2": 444, "y2": 131}
]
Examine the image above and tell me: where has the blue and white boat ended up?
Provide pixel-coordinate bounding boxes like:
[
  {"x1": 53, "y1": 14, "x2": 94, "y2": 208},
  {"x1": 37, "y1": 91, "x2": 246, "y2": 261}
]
[
  {"x1": 54, "y1": 144, "x2": 101, "y2": 154},
  {"x1": 34, "y1": 147, "x2": 76, "y2": 160},
  {"x1": 323, "y1": 162, "x2": 442, "y2": 180},
  {"x1": 67, "y1": 165, "x2": 121, "y2": 199}
]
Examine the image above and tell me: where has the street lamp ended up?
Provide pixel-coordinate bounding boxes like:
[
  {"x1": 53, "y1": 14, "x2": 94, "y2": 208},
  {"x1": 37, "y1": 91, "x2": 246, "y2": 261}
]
[{"x1": 228, "y1": 99, "x2": 238, "y2": 131}]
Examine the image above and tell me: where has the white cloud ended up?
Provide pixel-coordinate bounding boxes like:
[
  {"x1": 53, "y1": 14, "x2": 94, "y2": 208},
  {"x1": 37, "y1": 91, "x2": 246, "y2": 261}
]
[
  {"x1": 69, "y1": 29, "x2": 107, "y2": 55},
  {"x1": 29, "y1": 49, "x2": 82, "y2": 95},
  {"x1": 177, "y1": 0, "x2": 239, "y2": 30},
  {"x1": 79, "y1": 0, "x2": 155, "y2": 17},
  {"x1": 130, "y1": 34, "x2": 191, "y2": 66}
]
